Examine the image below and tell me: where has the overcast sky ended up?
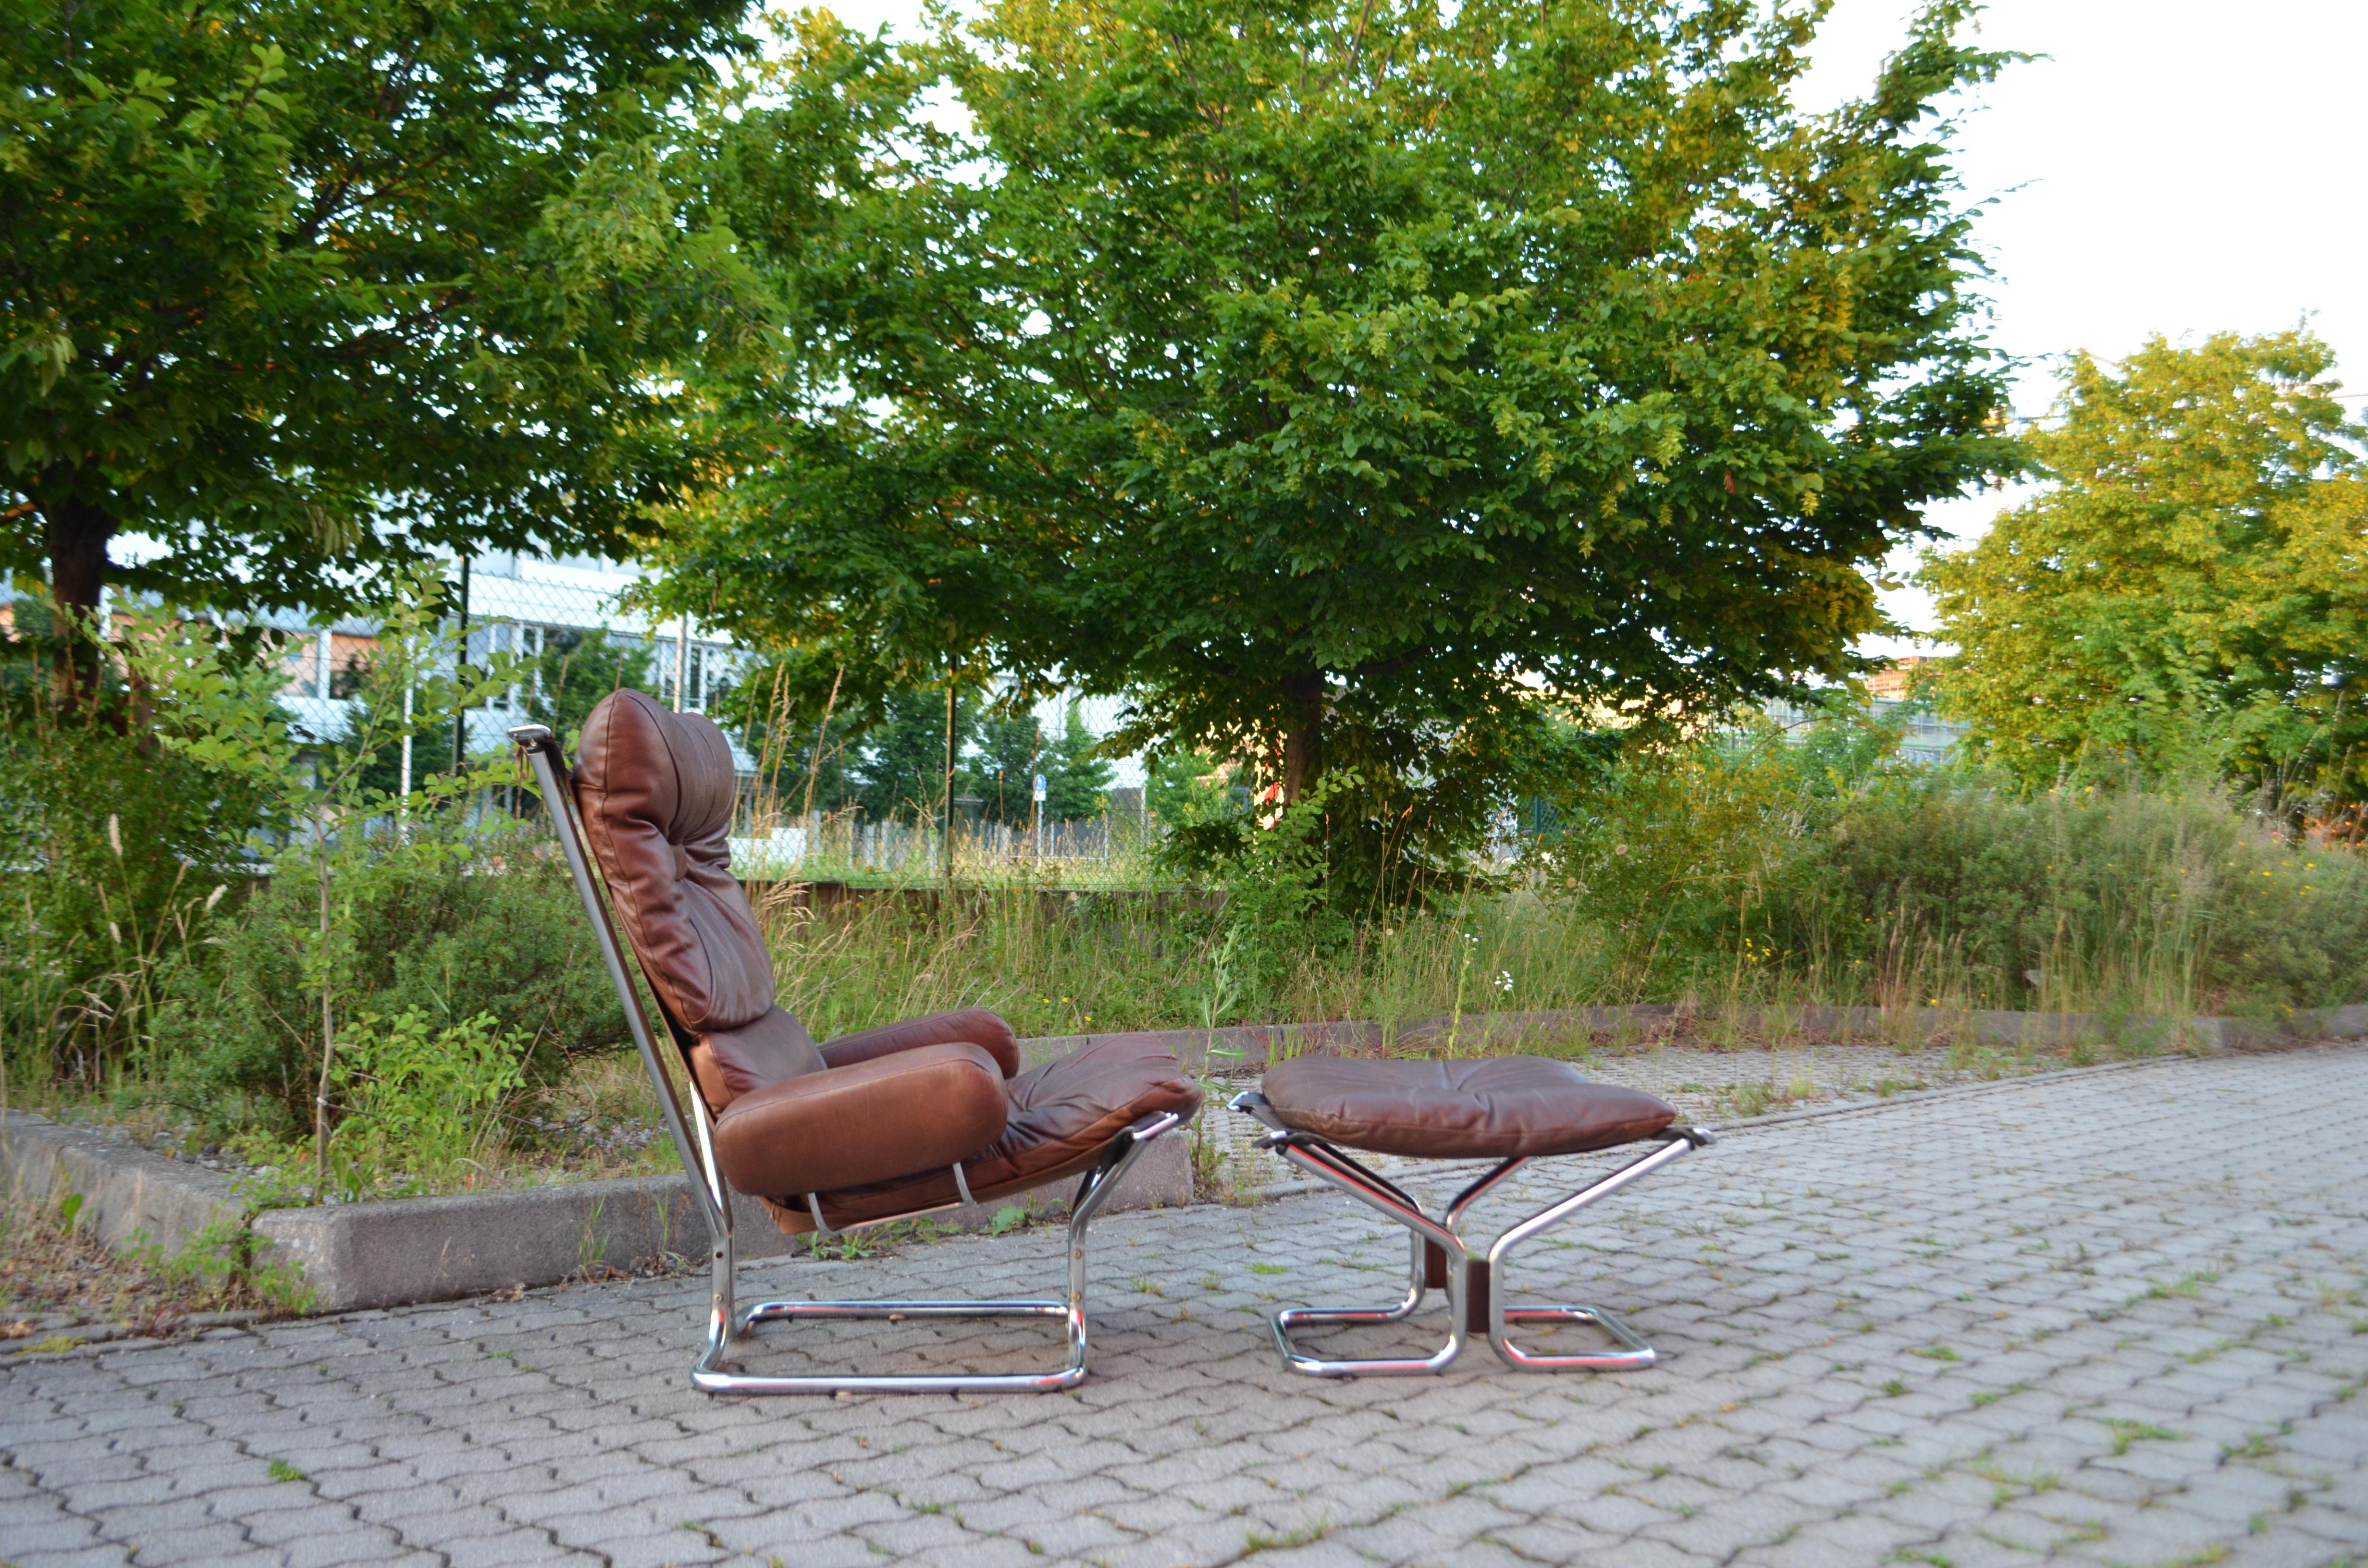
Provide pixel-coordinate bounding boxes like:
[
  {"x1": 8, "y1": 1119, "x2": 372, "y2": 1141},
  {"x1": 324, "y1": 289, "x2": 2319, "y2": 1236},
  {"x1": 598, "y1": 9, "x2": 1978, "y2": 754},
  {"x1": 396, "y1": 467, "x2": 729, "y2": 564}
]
[
  {"x1": 808, "y1": 0, "x2": 2367, "y2": 652},
  {"x1": 1797, "y1": 0, "x2": 2368, "y2": 647}
]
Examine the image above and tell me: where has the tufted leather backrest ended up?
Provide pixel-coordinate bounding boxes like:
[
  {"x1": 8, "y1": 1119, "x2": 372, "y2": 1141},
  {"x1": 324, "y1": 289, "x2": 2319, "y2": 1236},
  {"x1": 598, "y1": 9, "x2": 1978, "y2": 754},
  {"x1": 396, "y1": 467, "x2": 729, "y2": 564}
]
[{"x1": 572, "y1": 689, "x2": 824, "y2": 1109}]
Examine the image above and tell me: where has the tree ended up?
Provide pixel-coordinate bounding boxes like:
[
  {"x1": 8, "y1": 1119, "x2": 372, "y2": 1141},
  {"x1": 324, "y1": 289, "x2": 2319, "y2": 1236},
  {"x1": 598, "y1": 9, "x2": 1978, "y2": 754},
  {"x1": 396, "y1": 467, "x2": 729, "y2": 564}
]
[
  {"x1": 850, "y1": 686, "x2": 977, "y2": 823},
  {"x1": 654, "y1": 0, "x2": 2019, "y2": 887},
  {"x1": 1924, "y1": 331, "x2": 2368, "y2": 801},
  {"x1": 967, "y1": 707, "x2": 1043, "y2": 825},
  {"x1": 1039, "y1": 702, "x2": 1114, "y2": 823},
  {"x1": 1, "y1": 0, "x2": 762, "y2": 622}
]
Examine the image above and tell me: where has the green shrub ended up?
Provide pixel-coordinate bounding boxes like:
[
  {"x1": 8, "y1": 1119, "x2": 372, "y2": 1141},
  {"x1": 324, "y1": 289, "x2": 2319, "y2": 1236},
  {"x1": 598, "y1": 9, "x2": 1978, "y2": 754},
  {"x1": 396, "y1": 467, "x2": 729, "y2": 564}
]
[
  {"x1": 0, "y1": 599, "x2": 285, "y2": 1088},
  {"x1": 1540, "y1": 701, "x2": 2368, "y2": 1015},
  {"x1": 156, "y1": 815, "x2": 627, "y2": 1137},
  {"x1": 316, "y1": 1009, "x2": 530, "y2": 1199}
]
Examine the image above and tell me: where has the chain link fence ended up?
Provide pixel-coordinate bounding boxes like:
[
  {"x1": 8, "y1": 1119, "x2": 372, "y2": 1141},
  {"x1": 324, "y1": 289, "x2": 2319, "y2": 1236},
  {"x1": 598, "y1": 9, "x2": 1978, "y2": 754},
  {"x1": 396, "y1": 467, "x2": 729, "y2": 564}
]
[{"x1": 226, "y1": 550, "x2": 1155, "y2": 881}]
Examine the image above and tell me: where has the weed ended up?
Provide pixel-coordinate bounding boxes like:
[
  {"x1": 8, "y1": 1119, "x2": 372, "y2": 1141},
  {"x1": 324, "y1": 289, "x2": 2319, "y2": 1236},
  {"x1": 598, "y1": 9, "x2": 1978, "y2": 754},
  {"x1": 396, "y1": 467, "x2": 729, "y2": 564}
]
[
  {"x1": 2105, "y1": 1420, "x2": 2185, "y2": 1457},
  {"x1": 1242, "y1": 1520, "x2": 1332, "y2": 1554}
]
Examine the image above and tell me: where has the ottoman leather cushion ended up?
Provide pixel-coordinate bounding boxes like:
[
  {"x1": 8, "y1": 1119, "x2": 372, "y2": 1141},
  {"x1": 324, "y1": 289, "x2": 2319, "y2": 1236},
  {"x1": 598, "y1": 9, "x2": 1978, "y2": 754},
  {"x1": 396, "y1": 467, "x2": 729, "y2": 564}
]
[{"x1": 1262, "y1": 1055, "x2": 1677, "y2": 1159}]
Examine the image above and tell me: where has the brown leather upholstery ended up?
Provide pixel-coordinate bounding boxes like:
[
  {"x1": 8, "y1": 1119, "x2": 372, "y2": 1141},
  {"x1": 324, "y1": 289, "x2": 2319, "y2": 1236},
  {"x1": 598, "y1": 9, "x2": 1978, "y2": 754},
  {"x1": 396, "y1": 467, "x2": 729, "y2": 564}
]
[
  {"x1": 576, "y1": 690, "x2": 776, "y2": 1047},
  {"x1": 568, "y1": 688, "x2": 1201, "y2": 1220},
  {"x1": 822, "y1": 1007, "x2": 1020, "y2": 1078},
  {"x1": 688, "y1": 1008, "x2": 825, "y2": 1111},
  {"x1": 715, "y1": 1041, "x2": 1010, "y2": 1196},
  {"x1": 1260, "y1": 1055, "x2": 1676, "y2": 1160},
  {"x1": 575, "y1": 689, "x2": 832, "y2": 1114},
  {"x1": 769, "y1": 1034, "x2": 1204, "y2": 1233}
]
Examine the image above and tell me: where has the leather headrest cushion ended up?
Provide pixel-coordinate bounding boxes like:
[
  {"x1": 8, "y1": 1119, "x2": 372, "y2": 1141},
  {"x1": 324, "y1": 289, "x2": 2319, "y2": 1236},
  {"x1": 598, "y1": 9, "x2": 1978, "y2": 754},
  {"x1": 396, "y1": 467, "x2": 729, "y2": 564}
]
[{"x1": 573, "y1": 688, "x2": 776, "y2": 1035}]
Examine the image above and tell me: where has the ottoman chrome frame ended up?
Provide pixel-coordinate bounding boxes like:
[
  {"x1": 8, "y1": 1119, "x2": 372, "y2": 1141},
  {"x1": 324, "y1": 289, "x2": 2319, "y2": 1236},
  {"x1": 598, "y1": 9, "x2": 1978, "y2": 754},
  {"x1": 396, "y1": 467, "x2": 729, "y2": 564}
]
[
  {"x1": 516, "y1": 723, "x2": 1179, "y2": 1395},
  {"x1": 1232, "y1": 1089, "x2": 1713, "y2": 1377}
]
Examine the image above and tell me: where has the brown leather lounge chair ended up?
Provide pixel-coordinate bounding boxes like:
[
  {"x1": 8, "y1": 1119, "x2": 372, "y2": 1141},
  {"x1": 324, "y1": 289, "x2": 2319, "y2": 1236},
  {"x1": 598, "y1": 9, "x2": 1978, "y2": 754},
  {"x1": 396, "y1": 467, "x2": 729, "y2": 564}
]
[
  {"x1": 1231, "y1": 1057, "x2": 1712, "y2": 1376},
  {"x1": 511, "y1": 692, "x2": 1201, "y2": 1395}
]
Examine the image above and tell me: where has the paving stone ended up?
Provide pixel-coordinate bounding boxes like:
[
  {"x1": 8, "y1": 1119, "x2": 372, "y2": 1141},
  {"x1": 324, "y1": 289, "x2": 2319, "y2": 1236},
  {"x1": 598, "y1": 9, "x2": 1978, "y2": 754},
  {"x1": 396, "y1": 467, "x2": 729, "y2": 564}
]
[{"x1": 6, "y1": 1048, "x2": 2368, "y2": 1567}]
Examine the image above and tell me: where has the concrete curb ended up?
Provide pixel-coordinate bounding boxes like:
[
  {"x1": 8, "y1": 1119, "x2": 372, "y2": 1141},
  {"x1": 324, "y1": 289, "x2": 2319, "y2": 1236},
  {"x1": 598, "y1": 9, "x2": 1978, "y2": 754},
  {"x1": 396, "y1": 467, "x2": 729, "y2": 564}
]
[
  {"x1": 8, "y1": 995, "x2": 2356, "y2": 1315},
  {"x1": 0, "y1": 1113, "x2": 248, "y2": 1261},
  {"x1": 1, "y1": 1111, "x2": 1189, "y2": 1315},
  {"x1": 1032, "y1": 1000, "x2": 2368, "y2": 1071}
]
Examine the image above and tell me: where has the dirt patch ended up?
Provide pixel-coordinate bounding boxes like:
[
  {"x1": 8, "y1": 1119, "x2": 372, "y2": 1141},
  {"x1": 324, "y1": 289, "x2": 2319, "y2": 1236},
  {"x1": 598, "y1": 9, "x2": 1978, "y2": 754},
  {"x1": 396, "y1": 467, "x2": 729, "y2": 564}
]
[{"x1": 1, "y1": 1191, "x2": 276, "y2": 1350}]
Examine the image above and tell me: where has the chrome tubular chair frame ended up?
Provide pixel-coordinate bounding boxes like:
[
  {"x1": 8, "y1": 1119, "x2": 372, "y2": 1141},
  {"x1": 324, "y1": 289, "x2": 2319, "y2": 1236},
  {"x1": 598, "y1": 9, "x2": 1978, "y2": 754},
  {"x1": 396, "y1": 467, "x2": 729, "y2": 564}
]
[
  {"x1": 1230, "y1": 1090, "x2": 1712, "y2": 1378},
  {"x1": 514, "y1": 724, "x2": 1177, "y2": 1395}
]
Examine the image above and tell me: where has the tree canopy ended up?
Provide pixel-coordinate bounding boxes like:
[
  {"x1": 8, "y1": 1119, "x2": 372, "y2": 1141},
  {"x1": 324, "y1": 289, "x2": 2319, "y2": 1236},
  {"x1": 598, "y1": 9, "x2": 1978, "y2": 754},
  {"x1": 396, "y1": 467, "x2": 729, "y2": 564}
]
[
  {"x1": 1, "y1": 0, "x2": 763, "y2": 619},
  {"x1": 1925, "y1": 330, "x2": 2368, "y2": 803},
  {"x1": 652, "y1": 0, "x2": 2020, "y2": 882}
]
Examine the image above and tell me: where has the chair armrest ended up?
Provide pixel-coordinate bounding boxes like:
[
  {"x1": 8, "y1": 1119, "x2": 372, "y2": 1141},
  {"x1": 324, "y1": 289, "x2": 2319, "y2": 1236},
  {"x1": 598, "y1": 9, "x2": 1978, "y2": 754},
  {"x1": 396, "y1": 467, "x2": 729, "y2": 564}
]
[
  {"x1": 714, "y1": 1042, "x2": 1009, "y2": 1198},
  {"x1": 821, "y1": 1007, "x2": 1022, "y2": 1078}
]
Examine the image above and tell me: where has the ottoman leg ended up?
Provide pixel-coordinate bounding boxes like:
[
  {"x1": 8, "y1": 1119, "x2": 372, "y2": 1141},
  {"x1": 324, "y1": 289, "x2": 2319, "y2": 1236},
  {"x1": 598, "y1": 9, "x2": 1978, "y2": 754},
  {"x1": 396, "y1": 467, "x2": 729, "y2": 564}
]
[
  {"x1": 1258, "y1": 1136, "x2": 1476, "y2": 1376},
  {"x1": 1481, "y1": 1133, "x2": 1707, "y2": 1372}
]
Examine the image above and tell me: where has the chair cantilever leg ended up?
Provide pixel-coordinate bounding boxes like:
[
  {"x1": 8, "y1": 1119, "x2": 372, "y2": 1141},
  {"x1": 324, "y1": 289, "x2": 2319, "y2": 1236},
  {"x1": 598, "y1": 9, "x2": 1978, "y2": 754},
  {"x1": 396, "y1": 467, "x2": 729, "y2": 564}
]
[
  {"x1": 692, "y1": 1114, "x2": 1180, "y2": 1396},
  {"x1": 1482, "y1": 1134, "x2": 1699, "y2": 1372},
  {"x1": 1263, "y1": 1137, "x2": 1473, "y2": 1376}
]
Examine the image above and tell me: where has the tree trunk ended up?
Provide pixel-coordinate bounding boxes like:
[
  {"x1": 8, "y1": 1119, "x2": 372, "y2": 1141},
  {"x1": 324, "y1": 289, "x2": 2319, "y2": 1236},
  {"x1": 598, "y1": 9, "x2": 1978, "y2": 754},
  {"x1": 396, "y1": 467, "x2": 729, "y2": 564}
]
[
  {"x1": 1279, "y1": 670, "x2": 1326, "y2": 806},
  {"x1": 25, "y1": 482, "x2": 115, "y2": 706},
  {"x1": 34, "y1": 483, "x2": 116, "y2": 622}
]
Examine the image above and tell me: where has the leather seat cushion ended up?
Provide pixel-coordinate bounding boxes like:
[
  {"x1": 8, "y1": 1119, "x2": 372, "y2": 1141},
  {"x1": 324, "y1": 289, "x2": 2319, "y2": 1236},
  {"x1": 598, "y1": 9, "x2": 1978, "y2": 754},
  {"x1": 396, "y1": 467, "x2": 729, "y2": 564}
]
[
  {"x1": 1261, "y1": 1054, "x2": 1676, "y2": 1159},
  {"x1": 765, "y1": 1033, "x2": 1205, "y2": 1233},
  {"x1": 714, "y1": 1041, "x2": 1010, "y2": 1198}
]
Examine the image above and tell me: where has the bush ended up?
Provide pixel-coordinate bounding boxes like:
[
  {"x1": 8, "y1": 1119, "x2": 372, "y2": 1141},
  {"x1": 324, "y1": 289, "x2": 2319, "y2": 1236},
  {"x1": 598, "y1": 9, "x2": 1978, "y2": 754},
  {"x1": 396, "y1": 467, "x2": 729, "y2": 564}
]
[
  {"x1": 0, "y1": 599, "x2": 284, "y2": 1087},
  {"x1": 156, "y1": 815, "x2": 629, "y2": 1137},
  {"x1": 316, "y1": 1009, "x2": 530, "y2": 1200},
  {"x1": 1540, "y1": 700, "x2": 2368, "y2": 1015}
]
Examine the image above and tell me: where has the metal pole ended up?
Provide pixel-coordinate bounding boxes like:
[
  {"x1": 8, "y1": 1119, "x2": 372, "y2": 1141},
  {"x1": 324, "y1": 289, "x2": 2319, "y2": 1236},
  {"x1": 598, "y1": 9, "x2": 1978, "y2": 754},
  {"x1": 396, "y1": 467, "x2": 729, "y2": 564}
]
[
  {"x1": 451, "y1": 556, "x2": 469, "y2": 772},
  {"x1": 943, "y1": 679, "x2": 956, "y2": 890},
  {"x1": 675, "y1": 612, "x2": 691, "y2": 712}
]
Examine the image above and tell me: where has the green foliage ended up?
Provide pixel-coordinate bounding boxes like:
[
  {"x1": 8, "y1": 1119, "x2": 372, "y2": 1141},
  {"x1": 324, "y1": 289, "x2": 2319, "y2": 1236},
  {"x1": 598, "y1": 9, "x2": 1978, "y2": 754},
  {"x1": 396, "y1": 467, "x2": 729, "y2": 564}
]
[
  {"x1": 1539, "y1": 703, "x2": 2368, "y2": 1015},
  {"x1": 156, "y1": 813, "x2": 628, "y2": 1137},
  {"x1": 0, "y1": 597, "x2": 291, "y2": 1083},
  {"x1": 851, "y1": 686, "x2": 977, "y2": 823},
  {"x1": 523, "y1": 631, "x2": 660, "y2": 755},
  {"x1": 0, "y1": 0, "x2": 763, "y2": 616},
  {"x1": 1924, "y1": 330, "x2": 2368, "y2": 803},
  {"x1": 317, "y1": 1009, "x2": 530, "y2": 1200},
  {"x1": 967, "y1": 707, "x2": 1045, "y2": 826},
  {"x1": 1161, "y1": 772, "x2": 1362, "y2": 1004},
  {"x1": 1147, "y1": 750, "x2": 1240, "y2": 833},
  {"x1": 1039, "y1": 703, "x2": 1115, "y2": 823},
  {"x1": 658, "y1": 0, "x2": 2021, "y2": 894}
]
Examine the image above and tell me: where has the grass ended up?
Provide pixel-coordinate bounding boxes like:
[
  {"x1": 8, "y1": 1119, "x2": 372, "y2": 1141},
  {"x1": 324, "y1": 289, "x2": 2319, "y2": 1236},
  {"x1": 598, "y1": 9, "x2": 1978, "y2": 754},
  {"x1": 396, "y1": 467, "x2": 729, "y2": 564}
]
[
  {"x1": 0, "y1": 1187, "x2": 289, "y2": 1339},
  {"x1": 2105, "y1": 1420, "x2": 2186, "y2": 1456}
]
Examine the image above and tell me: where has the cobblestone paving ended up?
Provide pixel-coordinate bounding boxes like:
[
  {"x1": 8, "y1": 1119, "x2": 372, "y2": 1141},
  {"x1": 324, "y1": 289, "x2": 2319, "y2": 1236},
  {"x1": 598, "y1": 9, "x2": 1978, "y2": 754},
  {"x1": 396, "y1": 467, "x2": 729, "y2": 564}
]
[{"x1": 4, "y1": 1047, "x2": 2365, "y2": 1568}]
